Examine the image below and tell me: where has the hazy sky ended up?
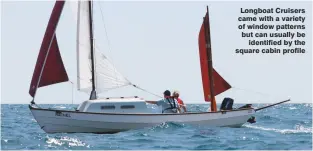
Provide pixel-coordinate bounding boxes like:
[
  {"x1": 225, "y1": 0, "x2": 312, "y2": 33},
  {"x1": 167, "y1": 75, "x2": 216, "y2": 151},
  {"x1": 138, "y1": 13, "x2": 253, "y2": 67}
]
[{"x1": 1, "y1": 0, "x2": 312, "y2": 104}]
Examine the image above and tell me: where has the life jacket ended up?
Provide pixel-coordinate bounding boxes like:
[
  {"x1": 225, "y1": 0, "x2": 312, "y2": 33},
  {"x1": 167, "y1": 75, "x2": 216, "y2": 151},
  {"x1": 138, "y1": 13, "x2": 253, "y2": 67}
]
[
  {"x1": 176, "y1": 98, "x2": 184, "y2": 105},
  {"x1": 162, "y1": 98, "x2": 178, "y2": 113}
]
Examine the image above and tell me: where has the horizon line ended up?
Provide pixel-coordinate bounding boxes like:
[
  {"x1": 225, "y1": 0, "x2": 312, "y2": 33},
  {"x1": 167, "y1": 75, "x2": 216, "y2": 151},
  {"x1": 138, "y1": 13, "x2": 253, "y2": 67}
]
[{"x1": 0, "y1": 102, "x2": 310, "y2": 105}]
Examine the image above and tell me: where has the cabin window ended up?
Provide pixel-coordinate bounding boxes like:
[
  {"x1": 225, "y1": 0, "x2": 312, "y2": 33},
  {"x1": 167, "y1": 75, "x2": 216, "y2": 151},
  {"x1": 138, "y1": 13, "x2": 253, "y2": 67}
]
[
  {"x1": 101, "y1": 105, "x2": 115, "y2": 109},
  {"x1": 120, "y1": 105, "x2": 135, "y2": 109}
]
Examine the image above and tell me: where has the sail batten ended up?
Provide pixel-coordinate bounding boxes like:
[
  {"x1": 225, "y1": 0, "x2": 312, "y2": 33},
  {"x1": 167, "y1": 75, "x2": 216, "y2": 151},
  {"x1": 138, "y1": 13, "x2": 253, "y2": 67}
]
[
  {"x1": 198, "y1": 7, "x2": 231, "y2": 107},
  {"x1": 29, "y1": 1, "x2": 68, "y2": 98}
]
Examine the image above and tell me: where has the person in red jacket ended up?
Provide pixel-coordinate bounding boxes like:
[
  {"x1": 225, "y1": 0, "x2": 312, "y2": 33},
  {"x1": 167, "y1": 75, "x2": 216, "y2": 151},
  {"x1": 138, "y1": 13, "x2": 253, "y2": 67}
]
[{"x1": 173, "y1": 91, "x2": 187, "y2": 113}]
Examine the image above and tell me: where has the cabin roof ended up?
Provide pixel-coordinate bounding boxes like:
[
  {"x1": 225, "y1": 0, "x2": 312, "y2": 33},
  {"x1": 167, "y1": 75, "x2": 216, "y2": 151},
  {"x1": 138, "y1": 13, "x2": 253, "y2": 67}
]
[{"x1": 85, "y1": 96, "x2": 146, "y2": 103}]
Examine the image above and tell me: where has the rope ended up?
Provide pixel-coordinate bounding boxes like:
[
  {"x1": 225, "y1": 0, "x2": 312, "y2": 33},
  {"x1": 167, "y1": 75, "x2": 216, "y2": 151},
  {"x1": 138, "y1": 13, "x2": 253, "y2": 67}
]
[
  {"x1": 70, "y1": 81, "x2": 74, "y2": 105},
  {"x1": 232, "y1": 86, "x2": 285, "y2": 100},
  {"x1": 132, "y1": 84, "x2": 163, "y2": 98},
  {"x1": 96, "y1": 2, "x2": 120, "y2": 87},
  {"x1": 97, "y1": 1, "x2": 112, "y2": 52}
]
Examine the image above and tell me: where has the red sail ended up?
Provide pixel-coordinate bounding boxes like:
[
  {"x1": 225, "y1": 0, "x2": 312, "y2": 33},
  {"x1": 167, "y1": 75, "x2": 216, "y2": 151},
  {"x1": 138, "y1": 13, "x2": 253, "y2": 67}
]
[
  {"x1": 212, "y1": 68, "x2": 231, "y2": 96},
  {"x1": 29, "y1": 1, "x2": 68, "y2": 97},
  {"x1": 198, "y1": 12, "x2": 231, "y2": 102}
]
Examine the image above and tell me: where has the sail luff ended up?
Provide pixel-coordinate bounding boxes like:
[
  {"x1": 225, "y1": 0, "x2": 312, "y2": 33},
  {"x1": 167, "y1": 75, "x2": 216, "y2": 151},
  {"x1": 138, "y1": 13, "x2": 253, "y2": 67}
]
[
  {"x1": 76, "y1": 1, "x2": 82, "y2": 91},
  {"x1": 203, "y1": 7, "x2": 217, "y2": 111},
  {"x1": 29, "y1": 1, "x2": 68, "y2": 98}
]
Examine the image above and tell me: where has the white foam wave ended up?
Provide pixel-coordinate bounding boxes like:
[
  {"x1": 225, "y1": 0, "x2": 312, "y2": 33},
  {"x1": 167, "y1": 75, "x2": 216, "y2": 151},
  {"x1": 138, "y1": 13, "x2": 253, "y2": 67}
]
[
  {"x1": 245, "y1": 124, "x2": 312, "y2": 134},
  {"x1": 60, "y1": 136, "x2": 86, "y2": 147},
  {"x1": 289, "y1": 107, "x2": 297, "y2": 110},
  {"x1": 46, "y1": 137, "x2": 64, "y2": 146},
  {"x1": 45, "y1": 136, "x2": 88, "y2": 147},
  {"x1": 304, "y1": 104, "x2": 312, "y2": 108}
]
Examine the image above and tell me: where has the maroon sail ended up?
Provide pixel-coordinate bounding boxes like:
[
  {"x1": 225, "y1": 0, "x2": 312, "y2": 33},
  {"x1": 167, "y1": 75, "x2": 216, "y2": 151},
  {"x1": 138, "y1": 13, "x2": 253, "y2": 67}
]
[{"x1": 29, "y1": 1, "x2": 68, "y2": 97}]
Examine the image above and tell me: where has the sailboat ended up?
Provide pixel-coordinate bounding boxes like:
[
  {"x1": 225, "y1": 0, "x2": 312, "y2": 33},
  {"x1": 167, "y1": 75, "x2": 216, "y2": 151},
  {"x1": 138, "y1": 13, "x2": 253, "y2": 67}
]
[{"x1": 29, "y1": 0, "x2": 290, "y2": 134}]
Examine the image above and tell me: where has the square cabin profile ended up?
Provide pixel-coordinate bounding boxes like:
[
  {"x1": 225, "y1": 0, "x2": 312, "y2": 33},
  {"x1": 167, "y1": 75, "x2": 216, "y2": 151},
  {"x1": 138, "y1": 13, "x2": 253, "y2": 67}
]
[{"x1": 76, "y1": 96, "x2": 154, "y2": 113}]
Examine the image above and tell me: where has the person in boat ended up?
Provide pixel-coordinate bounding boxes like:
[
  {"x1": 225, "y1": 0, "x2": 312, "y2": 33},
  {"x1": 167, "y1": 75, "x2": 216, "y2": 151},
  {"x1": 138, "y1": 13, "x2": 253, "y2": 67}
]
[
  {"x1": 172, "y1": 90, "x2": 187, "y2": 113},
  {"x1": 146, "y1": 90, "x2": 181, "y2": 113}
]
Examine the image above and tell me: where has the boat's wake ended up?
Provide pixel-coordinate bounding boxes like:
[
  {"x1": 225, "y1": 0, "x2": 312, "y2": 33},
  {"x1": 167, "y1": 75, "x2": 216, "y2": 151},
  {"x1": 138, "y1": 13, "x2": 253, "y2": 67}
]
[
  {"x1": 45, "y1": 136, "x2": 90, "y2": 148},
  {"x1": 244, "y1": 124, "x2": 312, "y2": 134},
  {"x1": 149, "y1": 122, "x2": 185, "y2": 131}
]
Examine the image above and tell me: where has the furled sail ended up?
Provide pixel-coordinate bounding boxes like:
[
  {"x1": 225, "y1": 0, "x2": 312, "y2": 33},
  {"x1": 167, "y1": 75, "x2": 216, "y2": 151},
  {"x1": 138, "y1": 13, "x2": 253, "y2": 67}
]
[
  {"x1": 75, "y1": 1, "x2": 131, "y2": 94},
  {"x1": 198, "y1": 7, "x2": 231, "y2": 104},
  {"x1": 29, "y1": 1, "x2": 68, "y2": 97}
]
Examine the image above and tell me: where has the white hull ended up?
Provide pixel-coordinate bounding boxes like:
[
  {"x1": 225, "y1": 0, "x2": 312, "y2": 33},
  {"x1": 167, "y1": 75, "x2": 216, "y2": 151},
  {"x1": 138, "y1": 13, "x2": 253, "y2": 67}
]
[{"x1": 29, "y1": 105, "x2": 255, "y2": 134}]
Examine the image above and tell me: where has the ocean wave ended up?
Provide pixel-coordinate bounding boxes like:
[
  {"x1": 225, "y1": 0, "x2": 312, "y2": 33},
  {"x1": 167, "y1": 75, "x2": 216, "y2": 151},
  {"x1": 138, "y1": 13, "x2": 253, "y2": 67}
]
[
  {"x1": 1, "y1": 104, "x2": 311, "y2": 150},
  {"x1": 45, "y1": 136, "x2": 89, "y2": 148},
  {"x1": 244, "y1": 124, "x2": 312, "y2": 134},
  {"x1": 150, "y1": 122, "x2": 185, "y2": 130},
  {"x1": 289, "y1": 107, "x2": 297, "y2": 110},
  {"x1": 259, "y1": 115, "x2": 281, "y2": 121}
]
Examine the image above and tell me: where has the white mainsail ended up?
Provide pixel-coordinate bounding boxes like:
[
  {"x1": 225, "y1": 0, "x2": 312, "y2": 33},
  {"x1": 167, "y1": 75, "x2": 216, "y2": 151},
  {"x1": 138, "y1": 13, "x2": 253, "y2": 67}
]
[
  {"x1": 76, "y1": 1, "x2": 93, "y2": 92},
  {"x1": 74, "y1": 1, "x2": 130, "y2": 94}
]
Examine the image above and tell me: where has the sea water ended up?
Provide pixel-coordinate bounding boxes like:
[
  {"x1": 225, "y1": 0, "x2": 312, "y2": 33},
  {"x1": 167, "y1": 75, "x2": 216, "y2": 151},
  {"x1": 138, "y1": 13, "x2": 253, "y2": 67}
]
[{"x1": 1, "y1": 103, "x2": 312, "y2": 150}]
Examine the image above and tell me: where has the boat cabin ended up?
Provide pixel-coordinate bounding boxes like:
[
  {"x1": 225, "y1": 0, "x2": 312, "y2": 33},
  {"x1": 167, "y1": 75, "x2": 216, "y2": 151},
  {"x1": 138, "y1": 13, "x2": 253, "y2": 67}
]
[{"x1": 76, "y1": 96, "x2": 154, "y2": 113}]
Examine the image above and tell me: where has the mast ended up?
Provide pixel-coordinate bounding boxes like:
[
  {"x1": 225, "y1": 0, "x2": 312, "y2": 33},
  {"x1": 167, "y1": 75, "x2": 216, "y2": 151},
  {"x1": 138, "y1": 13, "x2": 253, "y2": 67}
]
[
  {"x1": 203, "y1": 6, "x2": 217, "y2": 111},
  {"x1": 88, "y1": 0, "x2": 97, "y2": 100}
]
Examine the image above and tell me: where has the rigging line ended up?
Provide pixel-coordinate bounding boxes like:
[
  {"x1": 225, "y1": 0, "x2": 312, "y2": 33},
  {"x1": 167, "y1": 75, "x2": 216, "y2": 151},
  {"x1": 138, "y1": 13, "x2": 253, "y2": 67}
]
[
  {"x1": 69, "y1": 81, "x2": 74, "y2": 105},
  {"x1": 132, "y1": 84, "x2": 163, "y2": 98},
  {"x1": 96, "y1": 1, "x2": 119, "y2": 87},
  {"x1": 232, "y1": 86, "x2": 285, "y2": 99},
  {"x1": 97, "y1": 1, "x2": 112, "y2": 52},
  {"x1": 94, "y1": 5, "x2": 156, "y2": 98}
]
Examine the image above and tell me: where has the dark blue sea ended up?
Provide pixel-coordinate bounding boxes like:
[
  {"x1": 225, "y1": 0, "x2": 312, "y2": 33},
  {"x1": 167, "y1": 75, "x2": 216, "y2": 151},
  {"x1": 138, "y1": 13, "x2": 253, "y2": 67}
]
[{"x1": 1, "y1": 103, "x2": 312, "y2": 150}]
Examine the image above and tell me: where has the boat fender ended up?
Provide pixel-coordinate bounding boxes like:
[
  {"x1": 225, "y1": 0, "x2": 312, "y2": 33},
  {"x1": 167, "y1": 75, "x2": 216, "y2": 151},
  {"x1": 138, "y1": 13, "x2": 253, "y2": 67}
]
[{"x1": 247, "y1": 116, "x2": 256, "y2": 123}]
